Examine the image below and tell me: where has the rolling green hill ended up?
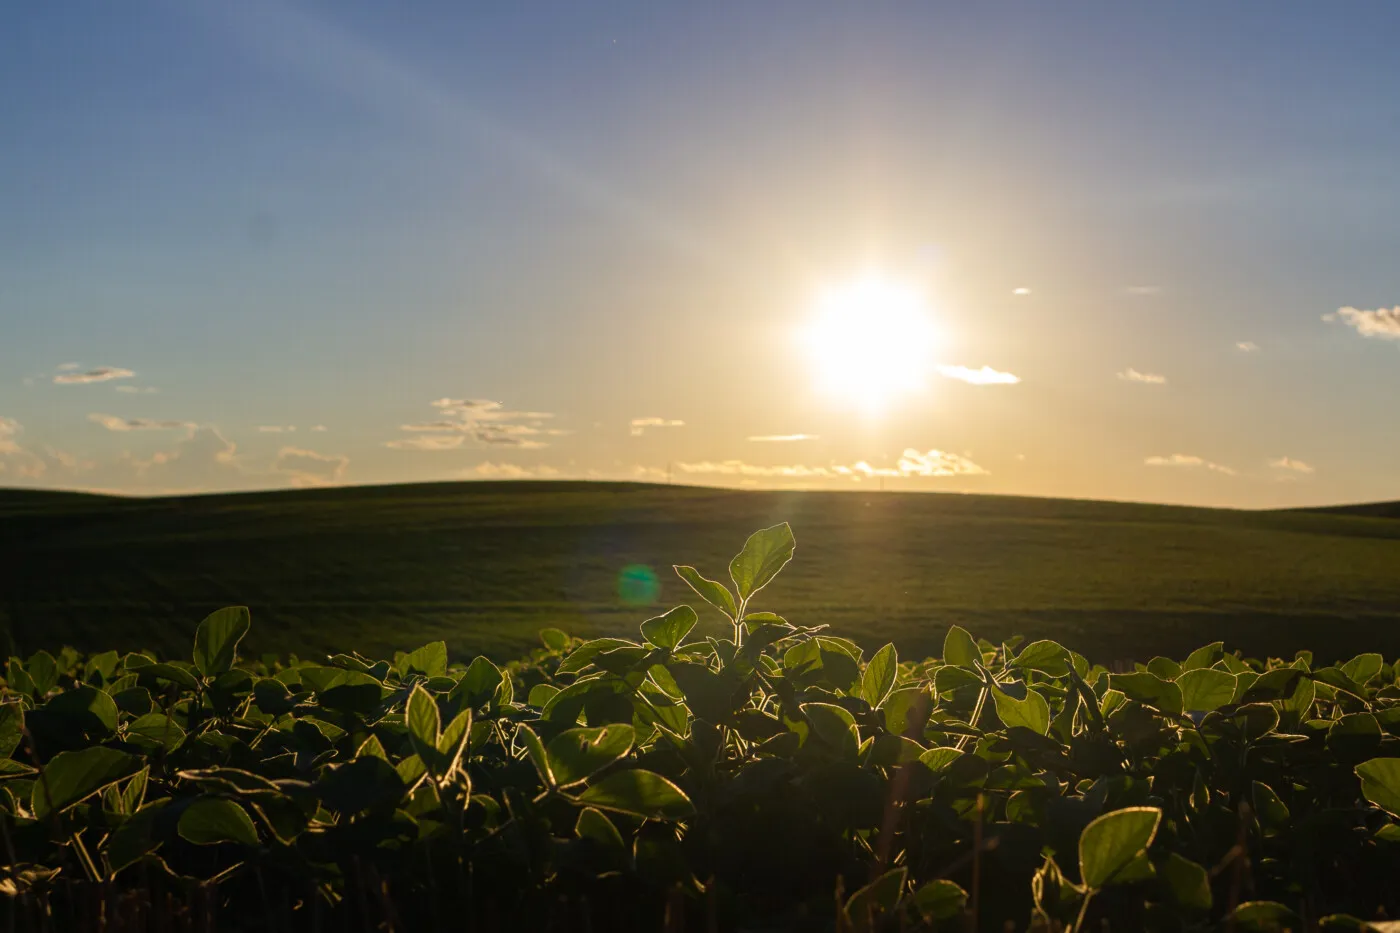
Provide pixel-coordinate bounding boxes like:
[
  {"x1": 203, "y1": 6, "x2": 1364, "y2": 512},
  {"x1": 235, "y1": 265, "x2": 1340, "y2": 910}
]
[{"x1": 3, "y1": 481, "x2": 1399, "y2": 664}]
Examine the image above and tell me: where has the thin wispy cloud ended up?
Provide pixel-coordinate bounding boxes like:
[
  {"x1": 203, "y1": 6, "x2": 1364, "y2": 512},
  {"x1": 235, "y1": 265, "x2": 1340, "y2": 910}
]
[
  {"x1": 1012, "y1": 287, "x2": 1031, "y2": 296},
  {"x1": 472, "y1": 461, "x2": 561, "y2": 479},
  {"x1": 937, "y1": 364, "x2": 1021, "y2": 386},
  {"x1": 1118, "y1": 368, "x2": 1167, "y2": 384},
  {"x1": 671, "y1": 448, "x2": 987, "y2": 481},
  {"x1": 88, "y1": 413, "x2": 194, "y2": 432},
  {"x1": 1126, "y1": 285, "x2": 1161, "y2": 296},
  {"x1": 1269, "y1": 456, "x2": 1315, "y2": 474},
  {"x1": 257, "y1": 425, "x2": 296, "y2": 433},
  {"x1": 115, "y1": 385, "x2": 159, "y2": 394},
  {"x1": 630, "y1": 417, "x2": 684, "y2": 436},
  {"x1": 748, "y1": 434, "x2": 819, "y2": 442},
  {"x1": 56, "y1": 363, "x2": 82, "y2": 372},
  {"x1": 54, "y1": 367, "x2": 135, "y2": 385},
  {"x1": 1324, "y1": 306, "x2": 1400, "y2": 341},
  {"x1": 310, "y1": 425, "x2": 328, "y2": 432},
  {"x1": 1145, "y1": 454, "x2": 1235, "y2": 475},
  {"x1": 1236, "y1": 341, "x2": 1260, "y2": 353},
  {"x1": 273, "y1": 446, "x2": 348, "y2": 487},
  {"x1": 393, "y1": 398, "x2": 554, "y2": 449},
  {"x1": 385, "y1": 435, "x2": 467, "y2": 451}
]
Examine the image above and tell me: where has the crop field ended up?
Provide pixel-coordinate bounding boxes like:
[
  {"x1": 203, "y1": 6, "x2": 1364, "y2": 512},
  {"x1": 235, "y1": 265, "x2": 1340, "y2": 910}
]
[
  {"x1": 3, "y1": 481, "x2": 1400, "y2": 666},
  {"x1": 5, "y1": 522, "x2": 1400, "y2": 931}
]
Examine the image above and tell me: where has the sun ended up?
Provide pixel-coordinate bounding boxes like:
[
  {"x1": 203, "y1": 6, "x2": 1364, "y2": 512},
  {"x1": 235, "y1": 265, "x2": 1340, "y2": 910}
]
[{"x1": 800, "y1": 275, "x2": 939, "y2": 412}]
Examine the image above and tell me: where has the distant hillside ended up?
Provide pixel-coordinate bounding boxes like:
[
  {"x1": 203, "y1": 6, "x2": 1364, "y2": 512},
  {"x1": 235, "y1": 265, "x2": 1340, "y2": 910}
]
[
  {"x1": 1298, "y1": 500, "x2": 1400, "y2": 520},
  {"x1": 3, "y1": 480, "x2": 1400, "y2": 664}
]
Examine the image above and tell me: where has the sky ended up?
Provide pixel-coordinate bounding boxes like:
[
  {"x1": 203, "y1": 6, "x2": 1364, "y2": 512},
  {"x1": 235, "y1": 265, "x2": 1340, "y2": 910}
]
[{"x1": 3, "y1": 2, "x2": 1399, "y2": 508}]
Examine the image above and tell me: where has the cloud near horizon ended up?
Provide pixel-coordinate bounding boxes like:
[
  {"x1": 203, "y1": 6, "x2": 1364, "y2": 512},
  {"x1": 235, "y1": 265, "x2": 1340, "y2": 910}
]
[
  {"x1": 1236, "y1": 341, "x2": 1260, "y2": 352},
  {"x1": 54, "y1": 367, "x2": 135, "y2": 385},
  {"x1": 257, "y1": 425, "x2": 296, "y2": 433},
  {"x1": 392, "y1": 398, "x2": 553, "y2": 449},
  {"x1": 937, "y1": 364, "x2": 1021, "y2": 385},
  {"x1": 1118, "y1": 368, "x2": 1167, "y2": 384},
  {"x1": 1324, "y1": 306, "x2": 1400, "y2": 341},
  {"x1": 273, "y1": 446, "x2": 349, "y2": 486},
  {"x1": 88, "y1": 413, "x2": 194, "y2": 432},
  {"x1": 630, "y1": 417, "x2": 684, "y2": 436},
  {"x1": 1145, "y1": 454, "x2": 1235, "y2": 475},
  {"x1": 671, "y1": 448, "x2": 987, "y2": 481},
  {"x1": 1269, "y1": 456, "x2": 1315, "y2": 474},
  {"x1": 472, "y1": 461, "x2": 562, "y2": 479},
  {"x1": 748, "y1": 434, "x2": 819, "y2": 442}
]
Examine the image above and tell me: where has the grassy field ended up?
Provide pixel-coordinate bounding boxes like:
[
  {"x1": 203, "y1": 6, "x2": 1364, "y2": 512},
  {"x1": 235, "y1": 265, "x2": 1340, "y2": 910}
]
[{"x1": 2, "y1": 480, "x2": 1399, "y2": 665}]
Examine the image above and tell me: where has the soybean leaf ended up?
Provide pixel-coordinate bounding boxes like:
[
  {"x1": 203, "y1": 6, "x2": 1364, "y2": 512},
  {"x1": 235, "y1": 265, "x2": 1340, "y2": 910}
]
[
  {"x1": 575, "y1": 806, "x2": 625, "y2": 849},
  {"x1": 540, "y1": 628, "x2": 571, "y2": 652},
  {"x1": 845, "y1": 866, "x2": 907, "y2": 924},
  {"x1": 728, "y1": 523, "x2": 795, "y2": 603},
  {"x1": 913, "y1": 879, "x2": 967, "y2": 921},
  {"x1": 452, "y1": 657, "x2": 503, "y2": 710},
  {"x1": 1342, "y1": 653, "x2": 1384, "y2": 687},
  {"x1": 919, "y1": 747, "x2": 964, "y2": 773},
  {"x1": 106, "y1": 799, "x2": 170, "y2": 874},
  {"x1": 860, "y1": 644, "x2": 898, "y2": 709},
  {"x1": 517, "y1": 724, "x2": 554, "y2": 788},
  {"x1": 406, "y1": 684, "x2": 441, "y2": 763},
  {"x1": 992, "y1": 685, "x2": 1051, "y2": 735},
  {"x1": 192, "y1": 607, "x2": 250, "y2": 678},
  {"x1": 42, "y1": 686, "x2": 118, "y2": 734},
  {"x1": 802, "y1": 702, "x2": 859, "y2": 758},
  {"x1": 1160, "y1": 852, "x2": 1212, "y2": 910},
  {"x1": 0, "y1": 703, "x2": 22, "y2": 758},
  {"x1": 399, "y1": 641, "x2": 448, "y2": 679},
  {"x1": 1356, "y1": 758, "x2": 1400, "y2": 818},
  {"x1": 126, "y1": 713, "x2": 186, "y2": 752},
  {"x1": 1230, "y1": 902, "x2": 1302, "y2": 932},
  {"x1": 640, "y1": 606, "x2": 698, "y2": 650},
  {"x1": 1079, "y1": 806, "x2": 1162, "y2": 889},
  {"x1": 576, "y1": 769, "x2": 694, "y2": 820},
  {"x1": 673, "y1": 566, "x2": 738, "y2": 619},
  {"x1": 942, "y1": 626, "x2": 981, "y2": 669},
  {"x1": 1182, "y1": 642, "x2": 1224, "y2": 671},
  {"x1": 1013, "y1": 640, "x2": 1070, "y2": 677},
  {"x1": 32, "y1": 747, "x2": 143, "y2": 819},
  {"x1": 1109, "y1": 672, "x2": 1183, "y2": 717},
  {"x1": 546, "y1": 724, "x2": 635, "y2": 788},
  {"x1": 178, "y1": 797, "x2": 259, "y2": 847},
  {"x1": 1177, "y1": 668, "x2": 1237, "y2": 713},
  {"x1": 319, "y1": 756, "x2": 407, "y2": 813}
]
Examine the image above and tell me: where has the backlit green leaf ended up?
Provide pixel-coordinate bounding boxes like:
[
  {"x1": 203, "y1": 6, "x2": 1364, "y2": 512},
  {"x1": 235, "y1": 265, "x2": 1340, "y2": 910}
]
[
  {"x1": 673, "y1": 566, "x2": 738, "y2": 619},
  {"x1": 192, "y1": 607, "x2": 250, "y2": 678},
  {"x1": 1079, "y1": 806, "x2": 1162, "y2": 889},
  {"x1": 576, "y1": 769, "x2": 693, "y2": 820},
  {"x1": 728, "y1": 523, "x2": 795, "y2": 603},
  {"x1": 178, "y1": 797, "x2": 259, "y2": 847}
]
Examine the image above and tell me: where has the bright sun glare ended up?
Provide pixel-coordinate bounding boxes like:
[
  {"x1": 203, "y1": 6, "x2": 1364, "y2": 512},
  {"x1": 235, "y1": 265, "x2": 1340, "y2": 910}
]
[{"x1": 801, "y1": 275, "x2": 938, "y2": 412}]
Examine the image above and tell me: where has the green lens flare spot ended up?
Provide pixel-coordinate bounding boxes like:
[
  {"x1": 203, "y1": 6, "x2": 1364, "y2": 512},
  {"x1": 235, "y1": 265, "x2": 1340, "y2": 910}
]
[{"x1": 617, "y1": 564, "x2": 660, "y2": 606}]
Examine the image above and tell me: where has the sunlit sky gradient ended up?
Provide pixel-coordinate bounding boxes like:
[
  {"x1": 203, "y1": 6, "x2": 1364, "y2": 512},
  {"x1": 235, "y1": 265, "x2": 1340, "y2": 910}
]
[{"x1": 4, "y1": 2, "x2": 1400, "y2": 507}]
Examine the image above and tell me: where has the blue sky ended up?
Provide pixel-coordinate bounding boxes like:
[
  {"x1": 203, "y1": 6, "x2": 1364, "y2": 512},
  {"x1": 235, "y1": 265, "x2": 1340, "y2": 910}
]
[{"x1": 3, "y1": 1, "x2": 1399, "y2": 506}]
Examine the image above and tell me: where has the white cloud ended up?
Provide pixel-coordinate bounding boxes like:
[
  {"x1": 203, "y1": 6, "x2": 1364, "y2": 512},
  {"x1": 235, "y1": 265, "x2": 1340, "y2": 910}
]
[
  {"x1": 1118, "y1": 368, "x2": 1167, "y2": 384},
  {"x1": 272, "y1": 446, "x2": 348, "y2": 486},
  {"x1": 937, "y1": 364, "x2": 1021, "y2": 386},
  {"x1": 88, "y1": 413, "x2": 194, "y2": 432},
  {"x1": 672, "y1": 448, "x2": 987, "y2": 481},
  {"x1": 1126, "y1": 285, "x2": 1161, "y2": 296},
  {"x1": 1145, "y1": 454, "x2": 1235, "y2": 475},
  {"x1": 1236, "y1": 341, "x2": 1260, "y2": 353},
  {"x1": 385, "y1": 435, "x2": 467, "y2": 451},
  {"x1": 257, "y1": 425, "x2": 296, "y2": 433},
  {"x1": 1324, "y1": 306, "x2": 1400, "y2": 341},
  {"x1": 310, "y1": 425, "x2": 328, "y2": 432},
  {"x1": 630, "y1": 417, "x2": 684, "y2": 436},
  {"x1": 54, "y1": 367, "x2": 135, "y2": 385},
  {"x1": 1269, "y1": 456, "x2": 1315, "y2": 474},
  {"x1": 56, "y1": 363, "x2": 82, "y2": 372},
  {"x1": 472, "y1": 462, "x2": 561, "y2": 479},
  {"x1": 393, "y1": 398, "x2": 555, "y2": 448},
  {"x1": 1012, "y1": 287, "x2": 1031, "y2": 296},
  {"x1": 115, "y1": 385, "x2": 159, "y2": 394},
  {"x1": 748, "y1": 434, "x2": 819, "y2": 442}
]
